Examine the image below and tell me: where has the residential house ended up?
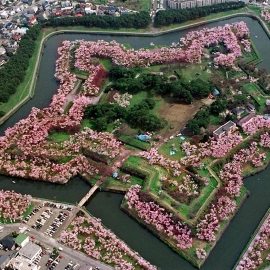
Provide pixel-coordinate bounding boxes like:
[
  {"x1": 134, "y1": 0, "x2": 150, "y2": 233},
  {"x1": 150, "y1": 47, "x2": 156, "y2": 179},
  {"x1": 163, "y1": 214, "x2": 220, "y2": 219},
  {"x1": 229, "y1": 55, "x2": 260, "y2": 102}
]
[
  {"x1": 0, "y1": 255, "x2": 10, "y2": 269},
  {"x1": 29, "y1": 16, "x2": 37, "y2": 24},
  {"x1": 0, "y1": 55, "x2": 9, "y2": 66},
  {"x1": 246, "y1": 103, "x2": 256, "y2": 112},
  {"x1": 0, "y1": 46, "x2": 6, "y2": 56},
  {"x1": 85, "y1": 6, "x2": 96, "y2": 14},
  {"x1": 14, "y1": 6, "x2": 21, "y2": 12},
  {"x1": 0, "y1": 235, "x2": 15, "y2": 250},
  {"x1": 2, "y1": 31, "x2": 12, "y2": 39},
  {"x1": 6, "y1": 47, "x2": 17, "y2": 55},
  {"x1": 232, "y1": 107, "x2": 245, "y2": 118},
  {"x1": 119, "y1": 7, "x2": 130, "y2": 15},
  {"x1": 12, "y1": 16, "x2": 21, "y2": 24},
  {"x1": 13, "y1": 27, "x2": 28, "y2": 35},
  {"x1": 6, "y1": 39, "x2": 18, "y2": 48},
  {"x1": 1, "y1": 39, "x2": 9, "y2": 47},
  {"x1": 28, "y1": 6, "x2": 38, "y2": 14},
  {"x1": 61, "y1": 0, "x2": 71, "y2": 7},
  {"x1": 36, "y1": 11, "x2": 48, "y2": 20},
  {"x1": 42, "y1": 1, "x2": 50, "y2": 10},
  {"x1": 237, "y1": 113, "x2": 255, "y2": 129},
  {"x1": 24, "y1": 13, "x2": 34, "y2": 20},
  {"x1": 14, "y1": 234, "x2": 29, "y2": 248},
  {"x1": 18, "y1": 3, "x2": 25, "y2": 11},
  {"x1": 22, "y1": 0, "x2": 33, "y2": 5},
  {"x1": 0, "y1": 11, "x2": 9, "y2": 19},
  {"x1": 97, "y1": 5, "x2": 108, "y2": 15},
  {"x1": 11, "y1": 33, "x2": 21, "y2": 41},
  {"x1": 213, "y1": 120, "x2": 237, "y2": 139},
  {"x1": 104, "y1": 5, "x2": 118, "y2": 15},
  {"x1": 75, "y1": 8, "x2": 85, "y2": 15}
]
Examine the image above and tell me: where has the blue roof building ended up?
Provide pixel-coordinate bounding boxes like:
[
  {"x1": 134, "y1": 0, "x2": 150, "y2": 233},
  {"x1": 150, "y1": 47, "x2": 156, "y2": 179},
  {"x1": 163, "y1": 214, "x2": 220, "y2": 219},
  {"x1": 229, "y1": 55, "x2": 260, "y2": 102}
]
[
  {"x1": 213, "y1": 88, "x2": 220, "y2": 96},
  {"x1": 136, "y1": 134, "x2": 151, "y2": 141}
]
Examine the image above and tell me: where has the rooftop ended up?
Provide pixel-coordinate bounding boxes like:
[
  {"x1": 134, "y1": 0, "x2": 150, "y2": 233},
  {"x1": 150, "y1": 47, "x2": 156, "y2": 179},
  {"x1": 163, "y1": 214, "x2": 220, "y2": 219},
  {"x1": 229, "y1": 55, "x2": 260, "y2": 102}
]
[
  {"x1": 14, "y1": 233, "x2": 28, "y2": 245},
  {"x1": 19, "y1": 241, "x2": 41, "y2": 260},
  {"x1": 237, "y1": 113, "x2": 255, "y2": 128},
  {"x1": 213, "y1": 120, "x2": 236, "y2": 136}
]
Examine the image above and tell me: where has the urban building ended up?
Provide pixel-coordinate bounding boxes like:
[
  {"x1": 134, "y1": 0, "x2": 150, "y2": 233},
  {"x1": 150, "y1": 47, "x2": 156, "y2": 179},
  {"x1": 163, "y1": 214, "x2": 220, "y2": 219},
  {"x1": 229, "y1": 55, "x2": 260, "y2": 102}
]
[{"x1": 167, "y1": 0, "x2": 238, "y2": 9}]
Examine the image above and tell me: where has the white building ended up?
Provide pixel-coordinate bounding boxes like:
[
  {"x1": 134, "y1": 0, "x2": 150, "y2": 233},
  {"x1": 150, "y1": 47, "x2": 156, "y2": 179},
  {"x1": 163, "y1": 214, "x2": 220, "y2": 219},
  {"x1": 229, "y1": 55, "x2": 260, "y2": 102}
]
[
  {"x1": 13, "y1": 27, "x2": 29, "y2": 35},
  {"x1": 167, "y1": 0, "x2": 237, "y2": 9},
  {"x1": 8, "y1": 258, "x2": 38, "y2": 270},
  {"x1": 18, "y1": 241, "x2": 42, "y2": 263},
  {"x1": 0, "y1": 47, "x2": 6, "y2": 56},
  {"x1": 85, "y1": 7, "x2": 96, "y2": 14},
  {"x1": 0, "y1": 11, "x2": 9, "y2": 19}
]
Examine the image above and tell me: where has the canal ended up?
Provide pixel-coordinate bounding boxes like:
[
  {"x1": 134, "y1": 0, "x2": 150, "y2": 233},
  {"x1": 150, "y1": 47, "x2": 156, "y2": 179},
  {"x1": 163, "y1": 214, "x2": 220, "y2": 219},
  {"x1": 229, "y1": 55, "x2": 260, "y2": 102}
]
[{"x1": 0, "y1": 16, "x2": 270, "y2": 270}]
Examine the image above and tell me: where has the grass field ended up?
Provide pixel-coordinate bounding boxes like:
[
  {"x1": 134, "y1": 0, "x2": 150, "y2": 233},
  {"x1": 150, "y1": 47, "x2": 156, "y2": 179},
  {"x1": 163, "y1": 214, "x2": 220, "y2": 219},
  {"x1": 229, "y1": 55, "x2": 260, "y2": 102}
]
[
  {"x1": 158, "y1": 137, "x2": 186, "y2": 160},
  {"x1": 47, "y1": 132, "x2": 70, "y2": 142}
]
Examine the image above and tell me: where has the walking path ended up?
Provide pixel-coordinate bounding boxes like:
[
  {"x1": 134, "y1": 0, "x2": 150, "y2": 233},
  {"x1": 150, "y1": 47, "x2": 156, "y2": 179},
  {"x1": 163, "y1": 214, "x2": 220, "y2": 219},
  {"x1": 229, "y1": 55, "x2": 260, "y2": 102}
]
[
  {"x1": 77, "y1": 183, "x2": 100, "y2": 207},
  {"x1": 61, "y1": 79, "x2": 82, "y2": 110}
]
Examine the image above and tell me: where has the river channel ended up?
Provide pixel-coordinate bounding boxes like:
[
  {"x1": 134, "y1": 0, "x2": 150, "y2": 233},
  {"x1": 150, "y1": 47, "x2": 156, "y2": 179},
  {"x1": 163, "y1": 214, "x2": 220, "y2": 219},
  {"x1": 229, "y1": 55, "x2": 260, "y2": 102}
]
[{"x1": 0, "y1": 16, "x2": 270, "y2": 270}]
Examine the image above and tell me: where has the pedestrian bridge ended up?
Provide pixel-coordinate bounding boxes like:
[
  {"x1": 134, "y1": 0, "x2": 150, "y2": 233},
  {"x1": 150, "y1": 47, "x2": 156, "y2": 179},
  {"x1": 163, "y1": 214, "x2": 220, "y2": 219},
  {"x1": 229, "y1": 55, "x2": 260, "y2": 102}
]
[{"x1": 78, "y1": 184, "x2": 100, "y2": 207}]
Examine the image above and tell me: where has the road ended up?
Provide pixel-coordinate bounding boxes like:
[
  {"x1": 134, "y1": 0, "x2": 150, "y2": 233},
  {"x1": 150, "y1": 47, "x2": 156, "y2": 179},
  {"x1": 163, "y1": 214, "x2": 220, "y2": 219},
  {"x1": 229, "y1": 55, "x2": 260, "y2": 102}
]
[{"x1": 2, "y1": 223, "x2": 114, "y2": 270}]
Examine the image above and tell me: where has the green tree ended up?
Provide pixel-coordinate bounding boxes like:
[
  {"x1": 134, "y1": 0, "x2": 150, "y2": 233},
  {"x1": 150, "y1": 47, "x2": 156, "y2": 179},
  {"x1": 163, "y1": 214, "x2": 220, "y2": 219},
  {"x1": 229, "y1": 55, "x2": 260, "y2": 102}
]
[
  {"x1": 210, "y1": 98, "x2": 227, "y2": 115},
  {"x1": 93, "y1": 118, "x2": 107, "y2": 132},
  {"x1": 187, "y1": 119, "x2": 200, "y2": 135}
]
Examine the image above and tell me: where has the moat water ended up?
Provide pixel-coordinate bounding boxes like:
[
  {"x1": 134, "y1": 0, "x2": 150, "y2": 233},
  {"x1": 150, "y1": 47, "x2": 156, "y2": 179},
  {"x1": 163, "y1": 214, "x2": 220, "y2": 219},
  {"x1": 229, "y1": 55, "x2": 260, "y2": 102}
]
[{"x1": 0, "y1": 16, "x2": 270, "y2": 270}]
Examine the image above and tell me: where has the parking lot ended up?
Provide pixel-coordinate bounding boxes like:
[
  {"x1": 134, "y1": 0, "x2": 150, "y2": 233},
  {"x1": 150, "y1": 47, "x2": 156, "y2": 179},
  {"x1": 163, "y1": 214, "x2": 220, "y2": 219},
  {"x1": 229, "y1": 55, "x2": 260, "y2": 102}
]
[
  {"x1": 23, "y1": 202, "x2": 73, "y2": 238},
  {"x1": 0, "y1": 202, "x2": 113, "y2": 270},
  {"x1": 40, "y1": 249, "x2": 81, "y2": 270}
]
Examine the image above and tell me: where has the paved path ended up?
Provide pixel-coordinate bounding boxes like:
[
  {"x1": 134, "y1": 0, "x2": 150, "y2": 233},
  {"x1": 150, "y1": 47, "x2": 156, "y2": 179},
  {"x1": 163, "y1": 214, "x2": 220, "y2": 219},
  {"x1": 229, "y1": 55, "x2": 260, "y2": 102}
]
[{"x1": 78, "y1": 184, "x2": 100, "y2": 207}]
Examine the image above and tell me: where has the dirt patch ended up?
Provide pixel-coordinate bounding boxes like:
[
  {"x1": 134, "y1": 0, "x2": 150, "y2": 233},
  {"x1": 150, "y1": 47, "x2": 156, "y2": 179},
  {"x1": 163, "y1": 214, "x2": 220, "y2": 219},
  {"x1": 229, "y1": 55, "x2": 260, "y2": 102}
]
[{"x1": 157, "y1": 99, "x2": 206, "y2": 137}]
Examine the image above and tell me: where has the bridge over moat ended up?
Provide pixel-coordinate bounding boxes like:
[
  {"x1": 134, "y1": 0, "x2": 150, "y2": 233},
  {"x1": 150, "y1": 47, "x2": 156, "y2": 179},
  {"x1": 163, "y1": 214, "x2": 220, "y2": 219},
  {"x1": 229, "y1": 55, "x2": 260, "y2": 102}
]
[{"x1": 78, "y1": 182, "x2": 101, "y2": 207}]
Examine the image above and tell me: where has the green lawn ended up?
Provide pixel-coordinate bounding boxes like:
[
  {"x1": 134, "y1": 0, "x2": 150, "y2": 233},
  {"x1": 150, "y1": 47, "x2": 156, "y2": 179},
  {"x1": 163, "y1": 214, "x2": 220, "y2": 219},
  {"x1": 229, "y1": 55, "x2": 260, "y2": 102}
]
[
  {"x1": 99, "y1": 58, "x2": 112, "y2": 70},
  {"x1": 176, "y1": 61, "x2": 212, "y2": 82},
  {"x1": 81, "y1": 119, "x2": 95, "y2": 130},
  {"x1": 247, "y1": 5, "x2": 262, "y2": 17},
  {"x1": 129, "y1": 91, "x2": 149, "y2": 107},
  {"x1": 123, "y1": 155, "x2": 144, "y2": 167},
  {"x1": 242, "y1": 83, "x2": 267, "y2": 110},
  {"x1": 47, "y1": 132, "x2": 70, "y2": 142},
  {"x1": 158, "y1": 137, "x2": 186, "y2": 160}
]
